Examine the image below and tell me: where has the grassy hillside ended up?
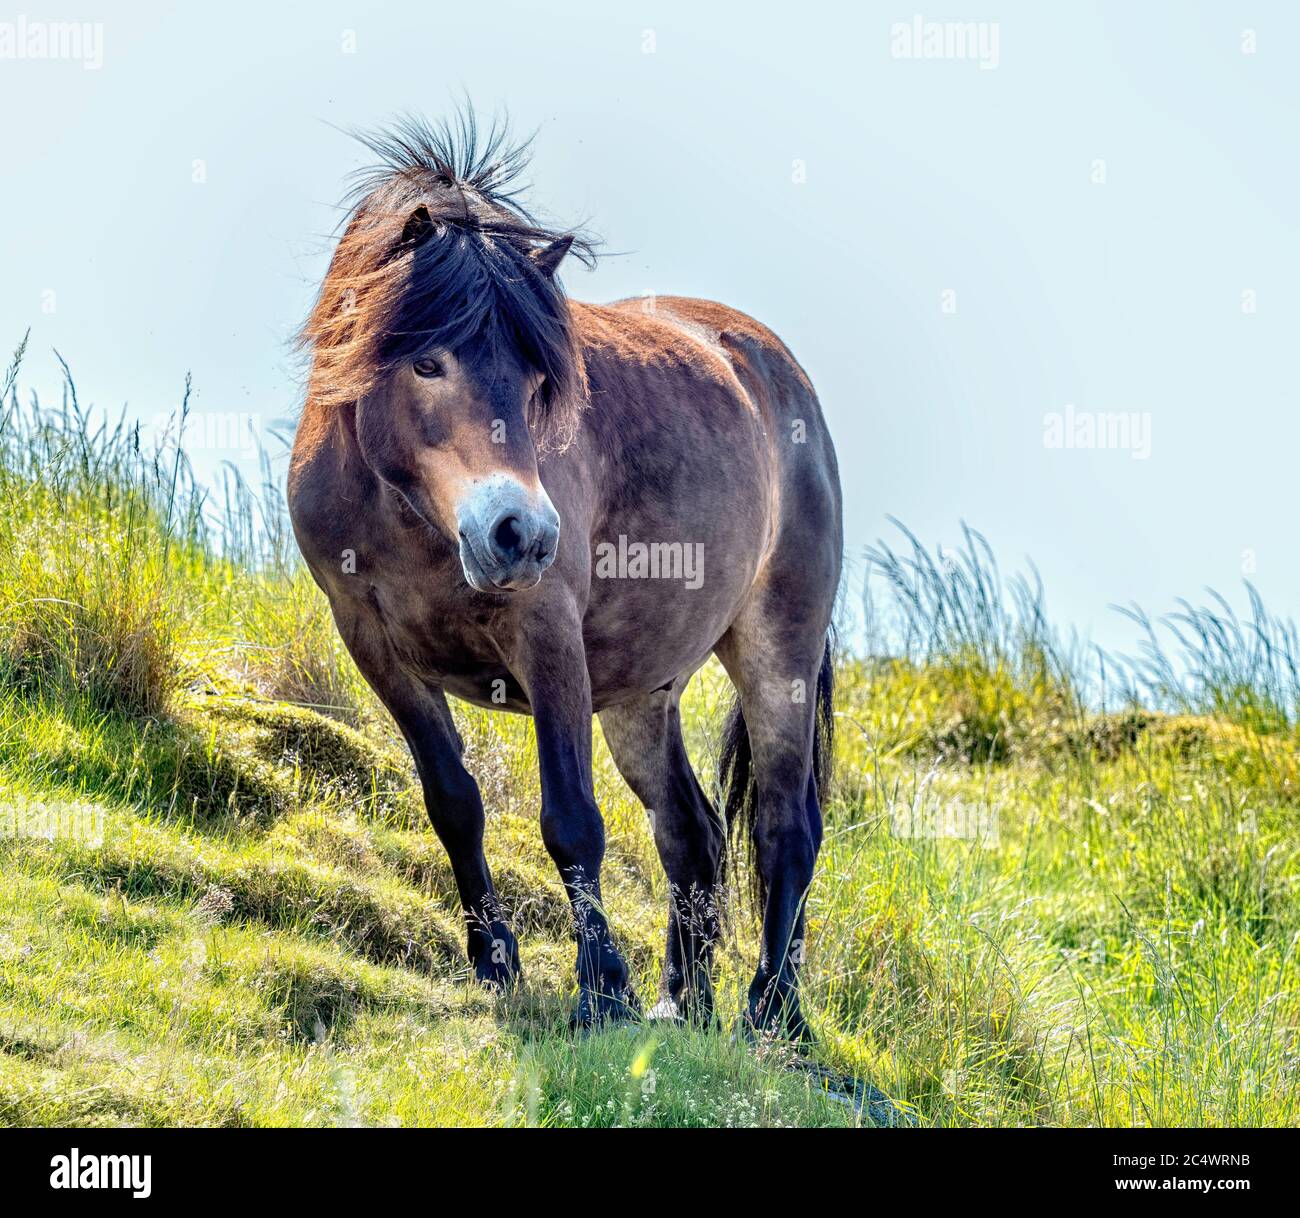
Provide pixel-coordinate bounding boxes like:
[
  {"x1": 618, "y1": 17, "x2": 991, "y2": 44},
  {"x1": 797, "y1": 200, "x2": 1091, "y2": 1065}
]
[{"x1": 1, "y1": 344, "x2": 1296, "y2": 1127}]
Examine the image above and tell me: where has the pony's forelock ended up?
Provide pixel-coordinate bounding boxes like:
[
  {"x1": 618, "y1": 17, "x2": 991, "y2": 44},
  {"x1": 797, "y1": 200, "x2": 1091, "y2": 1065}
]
[{"x1": 298, "y1": 110, "x2": 595, "y2": 450}]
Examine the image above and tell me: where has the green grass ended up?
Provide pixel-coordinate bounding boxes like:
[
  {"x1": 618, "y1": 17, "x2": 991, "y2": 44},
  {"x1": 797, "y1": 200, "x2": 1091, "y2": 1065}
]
[{"x1": 0, "y1": 342, "x2": 1296, "y2": 1127}]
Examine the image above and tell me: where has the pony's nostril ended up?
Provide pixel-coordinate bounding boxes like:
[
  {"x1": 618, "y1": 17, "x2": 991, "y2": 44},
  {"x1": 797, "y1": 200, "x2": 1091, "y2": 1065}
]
[
  {"x1": 493, "y1": 514, "x2": 524, "y2": 557},
  {"x1": 533, "y1": 518, "x2": 559, "y2": 565}
]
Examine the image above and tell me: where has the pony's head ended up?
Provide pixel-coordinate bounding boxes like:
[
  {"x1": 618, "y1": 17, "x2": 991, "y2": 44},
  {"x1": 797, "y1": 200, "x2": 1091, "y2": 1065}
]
[{"x1": 300, "y1": 111, "x2": 594, "y2": 592}]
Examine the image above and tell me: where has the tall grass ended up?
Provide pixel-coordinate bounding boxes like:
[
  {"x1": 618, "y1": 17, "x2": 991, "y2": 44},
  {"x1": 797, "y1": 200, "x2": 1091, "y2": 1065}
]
[
  {"x1": 862, "y1": 520, "x2": 1083, "y2": 760},
  {"x1": 0, "y1": 337, "x2": 194, "y2": 716},
  {"x1": 864, "y1": 517, "x2": 1300, "y2": 747},
  {"x1": 0, "y1": 339, "x2": 368, "y2": 723},
  {"x1": 1115, "y1": 587, "x2": 1300, "y2": 733},
  {"x1": 840, "y1": 521, "x2": 1300, "y2": 1125}
]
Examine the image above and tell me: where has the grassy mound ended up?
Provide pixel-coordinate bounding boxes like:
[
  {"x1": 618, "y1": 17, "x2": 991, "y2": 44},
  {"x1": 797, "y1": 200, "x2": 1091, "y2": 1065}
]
[{"x1": 0, "y1": 345, "x2": 1297, "y2": 1127}]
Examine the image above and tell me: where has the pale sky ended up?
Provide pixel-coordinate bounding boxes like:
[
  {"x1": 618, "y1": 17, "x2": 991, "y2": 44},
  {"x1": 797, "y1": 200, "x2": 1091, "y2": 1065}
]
[{"x1": 2, "y1": 0, "x2": 1297, "y2": 655}]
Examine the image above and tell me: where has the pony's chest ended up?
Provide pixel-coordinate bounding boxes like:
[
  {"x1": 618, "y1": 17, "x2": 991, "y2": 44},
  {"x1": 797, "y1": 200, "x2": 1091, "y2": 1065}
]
[{"x1": 361, "y1": 548, "x2": 514, "y2": 681}]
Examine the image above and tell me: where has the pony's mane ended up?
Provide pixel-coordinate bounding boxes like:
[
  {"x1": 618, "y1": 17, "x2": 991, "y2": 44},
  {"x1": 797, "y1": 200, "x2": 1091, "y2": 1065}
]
[{"x1": 299, "y1": 111, "x2": 596, "y2": 449}]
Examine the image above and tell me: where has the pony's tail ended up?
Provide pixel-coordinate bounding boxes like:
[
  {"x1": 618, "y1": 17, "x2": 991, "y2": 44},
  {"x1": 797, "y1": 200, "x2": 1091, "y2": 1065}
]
[
  {"x1": 718, "y1": 696, "x2": 754, "y2": 905},
  {"x1": 812, "y1": 633, "x2": 836, "y2": 807},
  {"x1": 721, "y1": 632, "x2": 835, "y2": 911}
]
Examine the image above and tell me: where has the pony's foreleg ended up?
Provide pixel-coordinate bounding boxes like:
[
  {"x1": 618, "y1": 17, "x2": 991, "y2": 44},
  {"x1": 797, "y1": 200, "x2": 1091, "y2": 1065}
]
[
  {"x1": 335, "y1": 607, "x2": 520, "y2": 986},
  {"x1": 599, "y1": 685, "x2": 723, "y2": 1023},
  {"x1": 400, "y1": 687, "x2": 522, "y2": 987},
  {"x1": 517, "y1": 607, "x2": 636, "y2": 1027}
]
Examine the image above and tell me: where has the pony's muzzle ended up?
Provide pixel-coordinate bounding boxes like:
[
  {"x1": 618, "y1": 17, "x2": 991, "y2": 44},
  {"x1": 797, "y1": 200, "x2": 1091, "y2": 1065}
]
[{"x1": 456, "y1": 477, "x2": 560, "y2": 592}]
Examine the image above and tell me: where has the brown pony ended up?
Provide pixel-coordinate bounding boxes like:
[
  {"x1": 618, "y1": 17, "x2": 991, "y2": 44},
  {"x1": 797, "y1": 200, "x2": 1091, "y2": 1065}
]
[{"x1": 289, "y1": 113, "x2": 842, "y2": 1034}]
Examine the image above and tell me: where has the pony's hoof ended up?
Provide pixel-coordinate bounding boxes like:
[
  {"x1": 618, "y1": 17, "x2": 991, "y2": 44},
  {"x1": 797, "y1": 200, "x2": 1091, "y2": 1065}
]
[
  {"x1": 473, "y1": 952, "x2": 521, "y2": 992},
  {"x1": 735, "y1": 1010, "x2": 815, "y2": 1049}
]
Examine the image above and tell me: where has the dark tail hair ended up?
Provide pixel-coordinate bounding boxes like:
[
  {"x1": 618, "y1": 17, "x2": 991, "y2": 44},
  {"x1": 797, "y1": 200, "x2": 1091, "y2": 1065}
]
[{"x1": 719, "y1": 633, "x2": 835, "y2": 910}]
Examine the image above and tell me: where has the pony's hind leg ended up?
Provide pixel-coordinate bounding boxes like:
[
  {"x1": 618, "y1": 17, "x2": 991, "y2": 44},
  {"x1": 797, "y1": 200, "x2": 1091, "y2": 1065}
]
[
  {"x1": 716, "y1": 616, "x2": 831, "y2": 1042},
  {"x1": 599, "y1": 681, "x2": 724, "y2": 1023}
]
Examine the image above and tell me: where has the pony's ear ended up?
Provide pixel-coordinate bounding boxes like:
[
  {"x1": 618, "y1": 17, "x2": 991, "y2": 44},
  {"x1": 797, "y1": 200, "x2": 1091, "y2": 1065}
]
[
  {"x1": 400, "y1": 204, "x2": 435, "y2": 247},
  {"x1": 531, "y1": 235, "x2": 574, "y2": 279}
]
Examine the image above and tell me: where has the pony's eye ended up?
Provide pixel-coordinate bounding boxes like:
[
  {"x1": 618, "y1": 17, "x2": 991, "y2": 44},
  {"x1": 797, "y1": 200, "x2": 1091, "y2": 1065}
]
[{"x1": 413, "y1": 357, "x2": 444, "y2": 379}]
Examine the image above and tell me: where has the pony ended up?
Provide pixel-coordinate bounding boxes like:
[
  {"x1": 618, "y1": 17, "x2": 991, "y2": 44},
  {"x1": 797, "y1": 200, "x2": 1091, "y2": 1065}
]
[{"x1": 289, "y1": 111, "x2": 842, "y2": 1034}]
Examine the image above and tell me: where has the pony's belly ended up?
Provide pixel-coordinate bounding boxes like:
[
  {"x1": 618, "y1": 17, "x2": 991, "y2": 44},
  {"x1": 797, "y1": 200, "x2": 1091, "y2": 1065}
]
[
  {"x1": 580, "y1": 559, "x2": 750, "y2": 708},
  {"x1": 417, "y1": 594, "x2": 730, "y2": 716},
  {"x1": 442, "y1": 670, "x2": 532, "y2": 714}
]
